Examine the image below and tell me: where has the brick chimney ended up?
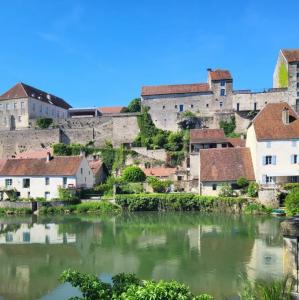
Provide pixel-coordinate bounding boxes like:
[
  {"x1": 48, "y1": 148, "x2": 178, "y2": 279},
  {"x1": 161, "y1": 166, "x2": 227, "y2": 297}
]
[{"x1": 282, "y1": 107, "x2": 290, "y2": 125}]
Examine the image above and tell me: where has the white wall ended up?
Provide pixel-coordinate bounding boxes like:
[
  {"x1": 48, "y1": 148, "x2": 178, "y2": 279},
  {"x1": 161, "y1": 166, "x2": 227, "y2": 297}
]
[{"x1": 75, "y1": 157, "x2": 94, "y2": 188}]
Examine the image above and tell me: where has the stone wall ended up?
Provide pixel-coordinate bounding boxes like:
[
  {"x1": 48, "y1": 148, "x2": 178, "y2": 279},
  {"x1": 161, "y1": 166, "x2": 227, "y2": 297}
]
[
  {"x1": 131, "y1": 147, "x2": 167, "y2": 161},
  {"x1": 0, "y1": 201, "x2": 35, "y2": 210}
]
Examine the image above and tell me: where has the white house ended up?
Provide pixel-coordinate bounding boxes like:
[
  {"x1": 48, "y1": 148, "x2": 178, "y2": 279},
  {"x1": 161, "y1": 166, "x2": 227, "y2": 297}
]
[
  {"x1": 0, "y1": 153, "x2": 94, "y2": 200},
  {"x1": 246, "y1": 102, "x2": 299, "y2": 186}
]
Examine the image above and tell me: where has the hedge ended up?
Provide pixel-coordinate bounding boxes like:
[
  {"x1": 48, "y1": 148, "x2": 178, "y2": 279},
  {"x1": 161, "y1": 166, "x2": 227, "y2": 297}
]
[{"x1": 115, "y1": 193, "x2": 246, "y2": 212}]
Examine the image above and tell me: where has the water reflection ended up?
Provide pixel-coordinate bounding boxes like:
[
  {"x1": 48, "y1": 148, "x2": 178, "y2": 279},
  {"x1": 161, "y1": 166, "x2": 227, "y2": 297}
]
[{"x1": 0, "y1": 213, "x2": 284, "y2": 300}]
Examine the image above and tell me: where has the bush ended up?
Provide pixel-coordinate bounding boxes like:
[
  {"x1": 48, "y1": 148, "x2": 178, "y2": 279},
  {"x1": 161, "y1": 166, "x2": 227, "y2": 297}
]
[
  {"x1": 247, "y1": 182, "x2": 259, "y2": 197},
  {"x1": 219, "y1": 117, "x2": 236, "y2": 136},
  {"x1": 125, "y1": 98, "x2": 141, "y2": 113},
  {"x1": 147, "y1": 177, "x2": 172, "y2": 193},
  {"x1": 58, "y1": 188, "x2": 79, "y2": 202},
  {"x1": 219, "y1": 184, "x2": 236, "y2": 197},
  {"x1": 36, "y1": 117, "x2": 53, "y2": 129},
  {"x1": 122, "y1": 166, "x2": 146, "y2": 183},
  {"x1": 285, "y1": 188, "x2": 299, "y2": 216},
  {"x1": 237, "y1": 177, "x2": 249, "y2": 188},
  {"x1": 244, "y1": 203, "x2": 272, "y2": 215},
  {"x1": 283, "y1": 183, "x2": 299, "y2": 191},
  {"x1": 60, "y1": 270, "x2": 214, "y2": 300}
]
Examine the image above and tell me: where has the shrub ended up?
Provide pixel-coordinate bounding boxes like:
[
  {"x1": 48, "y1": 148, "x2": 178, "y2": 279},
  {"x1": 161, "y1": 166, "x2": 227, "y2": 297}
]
[
  {"x1": 247, "y1": 182, "x2": 259, "y2": 197},
  {"x1": 125, "y1": 98, "x2": 141, "y2": 113},
  {"x1": 237, "y1": 177, "x2": 249, "y2": 188},
  {"x1": 147, "y1": 177, "x2": 172, "y2": 193},
  {"x1": 219, "y1": 117, "x2": 236, "y2": 136},
  {"x1": 285, "y1": 188, "x2": 299, "y2": 216},
  {"x1": 36, "y1": 117, "x2": 53, "y2": 129},
  {"x1": 122, "y1": 166, "x2": 146, "y2": 182},
  {"x1": 58, "y1": 188, "x2": 79, "y2": 202},
  {"x1": 244, "y1": 203, "x2": 272, "y2": 215},
  {"x1": 165, "y1": 131, "x2": 184, "y2": 151},
  {"x1": 219, "y1": 184, "x2": 236, "y2": 197},
  {"x1": 283, "y1": 183, "x2": 299, "y2": 191}
]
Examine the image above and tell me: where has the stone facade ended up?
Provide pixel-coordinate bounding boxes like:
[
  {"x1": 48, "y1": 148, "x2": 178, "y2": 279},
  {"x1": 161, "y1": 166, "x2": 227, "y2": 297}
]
[{"x1": 142, "y1": 50, "x2": 299, "y2": 132}]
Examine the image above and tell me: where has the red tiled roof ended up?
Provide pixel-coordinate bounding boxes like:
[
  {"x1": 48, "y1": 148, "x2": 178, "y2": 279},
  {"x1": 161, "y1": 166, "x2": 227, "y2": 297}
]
[
  {"x1": 15, "y1": 148, "x2": 53, "y2": 159},
  {"x1": 0, "y1": 159, "x2": 7, "y2": 172},
  {"x1": 88, "y1": 160, "x2": 103, "y2": 175},
  {"x1": 0, "y1": 83, "x2": 71, "y2": 109},
  {"x1": 252, "y1": 102, "x2": 299, "y2": 141},
  {"x1": 0, "y1": 156, "x2": 83, "y2": 176},
  {"x1": 98, "y1": 106, "x2": 125, "y2": 114},
  {"x1": 210, "y1": 69, "x2": 232, "y2": 81},
  {"x1": 190, "y1": 129, "x2": 225, "y2": 143},
  {"x1": 226, "y1": 138, "x2": 246, "y2": 148},
  {"x1": 143, "y1": 167, "x2": 176, "y2": 177},
  {"x1": 141, "y1": 83, "x2": 210, "y2": 96},
  {"x1": 282, "y1": 49, "x2": 299, "y2": 63},
  {"x1": 200, "y1": 148, "x2": 255, "y2": 182}
]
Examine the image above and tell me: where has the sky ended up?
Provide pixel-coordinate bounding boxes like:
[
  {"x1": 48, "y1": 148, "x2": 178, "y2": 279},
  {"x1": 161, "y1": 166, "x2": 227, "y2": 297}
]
[{"x1": 0, "y1": 0, "x2": 299, "y2": 108}]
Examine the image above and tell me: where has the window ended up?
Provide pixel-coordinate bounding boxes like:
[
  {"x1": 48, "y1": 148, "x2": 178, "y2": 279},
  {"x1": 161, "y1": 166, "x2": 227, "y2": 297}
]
[
  {"x1": 45, "y1": 191, "x2": 50, "y2": 200},
  {"x1": 162, "y1": 105, "x2": 165, "y2": 109},
  {"x1": 174, "y1": 105, "x2": 177, "y2": 109},
  {"x1": 23, "y1": 232, "x2": 30, "y2": 242},
  {"x1": 292, "y1": 141, "x2": 297, "y2": 147},
  {"x1": 80, "y1": 168, "x2": 83, "y2": 174},
  {"x1": 190, "y1": 104, "x2": 194, "y2": 108},
  {"x1": 266, "y1": 141, "x2": 271, "y2": 148},
  {"x1": 236, "y1": 103, "x2": 240, "y2": 111},
  {"x1": 254, "y1": 102, "x2": 257, "y2": 111},
  {"x1": 263, "y1": 175, "x2": 274, "y2": 184},
  {"x1": 297, "y1": 73, "x2": 299, "y2": 78},
  {"x1": 297, "y1": 83, "x2": 299, "y2": 88},
  {"x1": 220, "y1": 80, "x2": 226, "y2": 86},
  {"x1": 63, "y1": 177, "x2": 67, "y2": 187},
  {"x1": 21, "y1": 102, "x2": 25, "y2": 109},
  {"x1": 179, "y1": 104, "x2": 184, "y2": 112},
  {"x1": 212, "y1": 184, "x2": 217, "y2": 191},
  {"x1": 14, "y1": 103, "x2": 17, "y2": 110},
  {"x1": 289, "y1": 176, "x2": 299, "y2": 183},
  {"x1": 5, "y1": 179, "x2": 12, "y2": 187},
  {"x1": 297, "y1": 92, "x2": 299, "y2": 97},
  {"x1": 291, "y1": 154, "x2": 298, "y2": 164},
  {"x1": 45, "y1": 177, "x2": 50, "y2": 185},
  {"x1": 220, "y1": 102, "x2": 223, "y2": 108},
  {"x1": 206, "y1": 103, "x2": 209, "y2": 108},
  {"x1": 177, "y1": 176, "x2": 183, "y2": 181},
  {"x1": 32, "y1": 103, "x2": 35, "y2": 112},
  {"x1": 6, "y1": 103, "x2": 10, "y2": 110},
  {"x1": 263, "y1": 155, "x2": 276, "y2": 165},
  {"x1": 40, "y1": 105, "x2": 42, "y2": 113},
  {"x1": 220, "y1": 89, "x2": 225, "y2": 96},
  {"x1": 23, "y1": 178, "x2": 30, "y2": 188}
]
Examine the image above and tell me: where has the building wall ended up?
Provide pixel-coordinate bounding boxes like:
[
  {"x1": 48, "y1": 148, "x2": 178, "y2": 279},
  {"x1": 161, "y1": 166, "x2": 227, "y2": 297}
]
[
  {"x1": 0, "y1": 98, "x2": 29, "y2": 130},
  {"x1": 200, "y1": 181, "x2": 236, "y2": 196},
  {"x1": 189, "y1": 153, "x2": 199, "y2": 180},
  {"x1": 246, "y1": 125, "x2": 258, "y2": 178},
  {"x1": 75, "y1": 157, "x2": 94, "y2": 188}
]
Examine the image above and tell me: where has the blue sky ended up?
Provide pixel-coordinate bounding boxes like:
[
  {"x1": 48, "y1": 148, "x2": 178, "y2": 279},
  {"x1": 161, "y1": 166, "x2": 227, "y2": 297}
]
[{"x1": 0, "y1": 0, "x2": 299, "y2": 108}]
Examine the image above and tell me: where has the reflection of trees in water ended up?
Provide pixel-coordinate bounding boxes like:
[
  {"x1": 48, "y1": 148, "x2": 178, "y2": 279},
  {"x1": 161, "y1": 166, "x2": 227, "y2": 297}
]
[{"x1": 0, "y1": 213, "x2": 283, "y2": 300}]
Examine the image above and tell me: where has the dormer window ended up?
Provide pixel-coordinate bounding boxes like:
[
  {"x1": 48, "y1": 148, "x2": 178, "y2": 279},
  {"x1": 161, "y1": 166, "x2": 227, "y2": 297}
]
[
  {"x1": 282, "y1": 107, "x2": 290, "y2": 125},
  {"x1": 220, "y1": 80, "x2": 226, "y2": 86}
]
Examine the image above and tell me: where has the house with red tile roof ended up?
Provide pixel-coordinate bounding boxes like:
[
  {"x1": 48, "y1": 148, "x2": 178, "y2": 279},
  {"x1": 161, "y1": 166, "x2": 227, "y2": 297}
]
[
  {"x1": 246, "y1": 102, "x2": 299, "y2": 186},
  {"x1": 0, "y1": 82, "x2": 71, "y2": 130},
  {"x1": 143, "y1": 167, "x2": 177, "y2": 179},
  {"x1": 198, "y1": 147, "x2": 255, "y2": 195},
  {"x1": 0, "y1": 153, "x2": 94, "y2": 200}
]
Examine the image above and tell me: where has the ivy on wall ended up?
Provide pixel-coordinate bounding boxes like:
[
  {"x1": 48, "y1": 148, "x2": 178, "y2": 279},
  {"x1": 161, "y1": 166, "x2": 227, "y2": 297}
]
[{"x1": 278, "y1": 62, "x2": 288, "y2": 88}]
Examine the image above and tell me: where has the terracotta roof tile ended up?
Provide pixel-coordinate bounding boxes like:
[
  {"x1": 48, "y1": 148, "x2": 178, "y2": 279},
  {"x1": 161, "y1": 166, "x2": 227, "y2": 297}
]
[
  {"x1": 15, "y1": 148, "x2": 53, "y2": 159},
  {"x1": 0, "y1": 83, "x2": 71, "y2": 109},
  {"x1": 0, "y1": 156, "x2": 83, "y2": 176},
  {"x1": 190, "y1": 129, "x2": 225, "y2": 143},
  {"x1": 143, "y1": 167, "x2": 176, "y2": 177},
  {"x1": 0, "y1": 159, "x2": 7, "y2": 173},
  {"x1": 210, "y1": 69, "x2": 232, "y2": 81},
  {"x1": 282, "y1": 49, "x2": 299, "y2": 63},
  {"x1": 141, "y1": 83, "x2": 210, "y2": 96},
  {"x1": 252, "y1": 102, "x2": 299, "y2": 140},
  {"x1": 98, "y1": 106, "x2": 125, "y2": 114},
  {"x1": 226, "y1": 138, "x2": 246, "y2": 148},
  {"x1": 199, "y1": 148, "x2": 255, "y2": 182}
]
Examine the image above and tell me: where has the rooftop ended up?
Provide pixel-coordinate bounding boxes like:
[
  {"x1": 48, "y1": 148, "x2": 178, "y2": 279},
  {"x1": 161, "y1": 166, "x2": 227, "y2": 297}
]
[
  {"x1": 281, "y1": 49, "x2": 299, "y2": 63},
  {"x1": 143, "y1": 167, "x2": 176, "y2": 177},
  {"x1": 251, "y1": 102, "x2": 299, "y2": 141},
  {"x1": 0, "y1": 83, "x2": 71, "y2": 110},
  {"x1": 0, "y1": 156, "x2": 84, "y2": 176},
  {"x1": 199, "y1": 148, "x2": 255, "y2": 182},
  {"x1": 209, "y1": 69, "x2": 232, "y2": 81},
  {"x1": 190, "y1": 129, "x2": 225, "y2": 143},
  {"x1": 141, "y1": 83, "x2": 210, "y2": 96},
  {"x1": 98, "y1": 106, "x2": 125, "y2": 114}
]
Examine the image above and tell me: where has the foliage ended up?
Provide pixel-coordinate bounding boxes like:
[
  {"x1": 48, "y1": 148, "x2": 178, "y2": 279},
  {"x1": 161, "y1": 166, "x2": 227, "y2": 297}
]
[
  {"x1": 152, "y1": 132, "x2": 167, "y2": 148},
  {"x1": 58, "y1": 188, "x2": 79, "y2": 202},
  {"x1": 0, "y1": 207, "x2": 32, "y2": 215},
  {"x1": 115, "y1": 193, "x2": 246, "y2": 212},
  {"x1": 53, "y1": 143, "x2": 98, "y2": 156},
  {"x1": 239, "y1": 275, "x2": 293, "y2": 300},
  {"x1": 244, "y1": 203, "x2": 272, "y2": 215},
  {"x1": 278, "y1": 63, "x2": 288, "y2": 88},
  {"x1": 36, "y1": 117, "x2": 53, "y2": 129},
  {"x1": 166, "y1": 151, "x2": 185, "y2": 167},
  {"x1": 165, "y1": 131, "x2": 184, "y2": 151},
  {"x1": 60, "y1": 270, "x2": 214, "y2": 300},
  {"x1": 118, "y1": 182, "x2": 144, "y2": 194},
  {"x1": 99, "y1": 142, "x2": 116, "y2": 173},
  {"x1": 219, "y1": 117, "x2": 236, "y2": 136},
  {"x1": 181, "y1": 110, "x2": 196, "y2": 118},
  {"x1": 125, "y1": 98, "x2": 141, "y2": 113},
  {"x1": 112, "y1": 145, "x2": 126, "y2": 172},
  {"x1": 247, "y1": 182, "x2": 259, "y2": 197},
  {"x1": 283, "y1": 183, "x2": 299, "y2": 191},
  {"x1": 122, "y1": 166, "x2": 146, "y2": 183},
  {"x1": 285, "y1": 188, "x2": 299, "y2": 216},
  {"x1": 147, "y1": 177, "x2": 172, "y2": 193},
  {"x1": 219, "y1": 184, "x2": 236, "y2": 197},
  {"x1": 38, "y1": 201, "x2": 121, "y2": 215},
  {"x1": 237, "y1": 177, "x2": 249, "y2": 189}
]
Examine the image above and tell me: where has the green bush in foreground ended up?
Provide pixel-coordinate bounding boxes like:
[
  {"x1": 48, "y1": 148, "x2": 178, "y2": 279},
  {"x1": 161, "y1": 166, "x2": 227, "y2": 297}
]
[
  {"x1": 60, "y1": 270, "x2": 213, "y2": 300},
  {"x1": 122, "y1": 166, "x2": 146, "y2": 183},
  {"x1": 0, "y1": 207, "x2": 32, "y2": 215},
  {"x1": 285, "y1": 188, "x2": 299, "y2": 216}
]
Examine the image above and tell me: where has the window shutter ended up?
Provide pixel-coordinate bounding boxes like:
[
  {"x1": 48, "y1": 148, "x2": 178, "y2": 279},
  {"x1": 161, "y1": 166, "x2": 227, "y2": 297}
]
[
  {"x1": 262, "y1": 156, "x2": 266, "y2": 165},
  {"x1": 272, "y1": 156, "x2": 276, "y2": 165},
  {"x1": 262, "y1": 175, "x2": 267, "y2": 184},
  {"x1": 291, "y1": 155, "x2": 294, "y2": 164}
]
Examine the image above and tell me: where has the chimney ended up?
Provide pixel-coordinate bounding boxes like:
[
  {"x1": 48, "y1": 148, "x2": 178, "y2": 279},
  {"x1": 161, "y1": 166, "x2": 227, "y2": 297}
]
[
  {"x1": 46, "y1": 151, "x2": 52, "y2": 162},
  {"x1": 207, "y1": 68, "x2": 212, "y2": 72},
  {"x1": 282, "y1": 107, "x2": 290, "y2": 125}
]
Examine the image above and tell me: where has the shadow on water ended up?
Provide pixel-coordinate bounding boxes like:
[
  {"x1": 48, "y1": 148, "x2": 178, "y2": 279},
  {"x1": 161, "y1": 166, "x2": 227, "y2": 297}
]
[{"x1": 0, "y1": 212, "x2": 284, "y2": 300}]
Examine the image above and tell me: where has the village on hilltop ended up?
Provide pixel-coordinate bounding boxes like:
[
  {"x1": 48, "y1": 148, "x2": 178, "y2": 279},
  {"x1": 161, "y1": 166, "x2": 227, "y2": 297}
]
[{"x1": 0, "y1": 48, "x2": 299, "y2": 206}]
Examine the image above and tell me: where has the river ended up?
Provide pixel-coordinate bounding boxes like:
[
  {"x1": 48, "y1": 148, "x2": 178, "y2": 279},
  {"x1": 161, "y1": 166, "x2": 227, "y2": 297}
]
[{"x1": 0, "y1": 213, "x2": 284, "y2": 300}]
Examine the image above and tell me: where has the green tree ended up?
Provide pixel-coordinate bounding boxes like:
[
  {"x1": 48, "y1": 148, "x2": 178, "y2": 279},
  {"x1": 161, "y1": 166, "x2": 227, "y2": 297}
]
[
  {"x1": 285, "y1": 188, "x2": 299, "y2": 215},
  {"x1": 219, "y1": 117, "x2": 236, "y2": 136},
  {"x1": 247, "y1": 182, "x2": 259, "y2": 197},
  {"x1": 122, "y1": 166, "x2": 146, "y2": 182},
  {"x1": 219, "y1": 184, "x2": 236, "y2": 197},
  {"x1": 126, "y1": 98, "x2": 141, "y2": 113},
  {"x1": 36, "y1": 117, "x2": 53, "y2": 129}
]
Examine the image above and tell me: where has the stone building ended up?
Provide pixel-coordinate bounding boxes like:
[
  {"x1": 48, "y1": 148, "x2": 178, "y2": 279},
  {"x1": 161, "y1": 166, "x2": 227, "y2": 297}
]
[
  {"x1": 0, "y1": 82, "x2": 71, "y2": 130},
  {"x1": 141, "y1": 49, "x2": 299, "y2": 132}
]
